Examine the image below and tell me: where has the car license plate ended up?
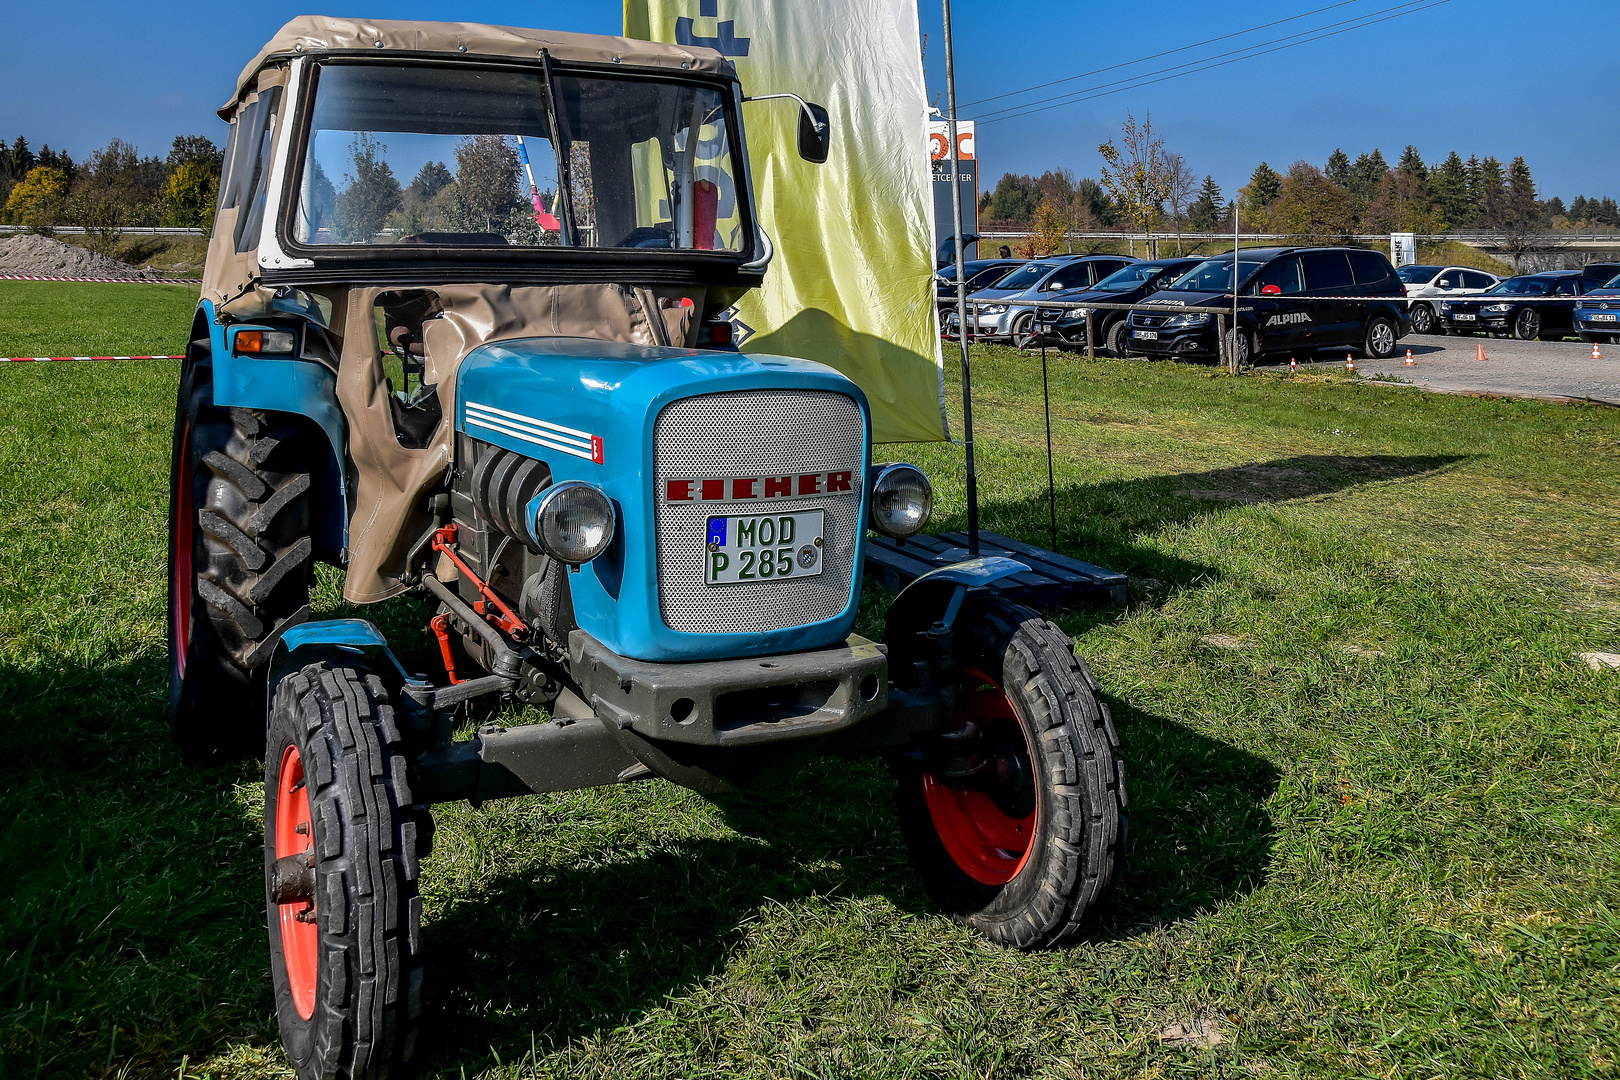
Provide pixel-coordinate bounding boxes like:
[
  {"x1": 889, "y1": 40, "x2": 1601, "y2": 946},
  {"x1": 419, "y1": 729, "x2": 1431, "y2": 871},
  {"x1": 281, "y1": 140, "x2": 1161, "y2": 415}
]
[
  {"x1": 1454, "y1": 313, "x2": 1476, "y2": 321},
  {"x1": 1592, "y1": 313, "x2": 1616, "y2": 323},
  {"x1": 1133, "y1": 330, "x2": 1159, "y2": 340},
  {"x1": 705, "y1": 510, "x2": 824, "y2": 585}
]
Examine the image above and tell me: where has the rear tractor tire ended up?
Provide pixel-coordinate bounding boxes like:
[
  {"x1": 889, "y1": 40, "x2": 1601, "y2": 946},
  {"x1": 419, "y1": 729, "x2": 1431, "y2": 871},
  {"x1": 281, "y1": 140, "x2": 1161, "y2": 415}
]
[
  {"x1": 266, "y1": 660, "x2": 427, "y2": 1080},
  {"x1": 893, "y1": 598, "x2": 1126, "y2": 949},
  {"x1": 169, "y1": 359, "x2": 315, "y2": 760}
]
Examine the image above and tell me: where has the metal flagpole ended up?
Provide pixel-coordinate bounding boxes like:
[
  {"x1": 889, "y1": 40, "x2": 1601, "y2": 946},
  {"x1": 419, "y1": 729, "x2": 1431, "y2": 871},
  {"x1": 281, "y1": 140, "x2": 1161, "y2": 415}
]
[
  {"x1": 1232, "y1": 197, "x2": 1241, "y2": 374},
  {"x1": 941, "y1": 0, "x2": 979, "y2": 557}
]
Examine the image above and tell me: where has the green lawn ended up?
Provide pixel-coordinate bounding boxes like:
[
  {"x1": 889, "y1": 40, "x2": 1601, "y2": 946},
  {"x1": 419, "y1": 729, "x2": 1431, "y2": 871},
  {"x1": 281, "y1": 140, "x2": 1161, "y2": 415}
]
[{"x1": 2, "y1": 281, "x2": 1618, "y2": 1078}]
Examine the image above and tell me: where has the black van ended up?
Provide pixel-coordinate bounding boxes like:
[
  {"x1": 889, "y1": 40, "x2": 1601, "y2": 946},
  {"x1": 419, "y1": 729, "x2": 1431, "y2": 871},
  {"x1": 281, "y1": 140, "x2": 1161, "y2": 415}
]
[{"x1": 1124, "y1": 246, "x2": 1411, "y2": 364}]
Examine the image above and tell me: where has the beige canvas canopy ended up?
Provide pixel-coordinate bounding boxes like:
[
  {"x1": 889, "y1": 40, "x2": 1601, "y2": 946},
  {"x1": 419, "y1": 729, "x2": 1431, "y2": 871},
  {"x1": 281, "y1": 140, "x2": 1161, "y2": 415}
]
[{"x1": 224, "y1": 15, "x2": 731, "y2": 118}]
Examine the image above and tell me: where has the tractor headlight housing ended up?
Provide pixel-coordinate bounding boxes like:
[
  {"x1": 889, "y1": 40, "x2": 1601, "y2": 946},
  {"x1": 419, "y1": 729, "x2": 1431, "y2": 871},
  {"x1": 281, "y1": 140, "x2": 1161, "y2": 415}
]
[
  {"x1": 531, "y1": 481, "x2": 615, "y2": 564},
  {"x1": 868, "y1": 463, "x2": 933, "y2": 539}
]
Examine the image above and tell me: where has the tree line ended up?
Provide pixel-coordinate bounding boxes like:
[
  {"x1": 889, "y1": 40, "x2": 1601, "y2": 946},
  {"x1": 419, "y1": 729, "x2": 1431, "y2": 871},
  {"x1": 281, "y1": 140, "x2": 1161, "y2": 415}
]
[
  {"x1": 0, "y1": 135, "x2": 225, "y2": 251},
  {"x1": 980, "y1": 119, "x2": 1619, "y2": 262}
]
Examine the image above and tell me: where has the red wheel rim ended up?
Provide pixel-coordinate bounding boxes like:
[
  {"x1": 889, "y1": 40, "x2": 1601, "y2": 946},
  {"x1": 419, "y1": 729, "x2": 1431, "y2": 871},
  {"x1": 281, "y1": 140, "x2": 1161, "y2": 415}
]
[
  {"x1": 172, "y1": 422, "x2": 192, "y2": 679},
  {"x1": 922, "y1": 667, "x2": 1037, "y2": 886},
  {"x1": 275, "y1": 744, "x2": 318, "y2": 1020}
]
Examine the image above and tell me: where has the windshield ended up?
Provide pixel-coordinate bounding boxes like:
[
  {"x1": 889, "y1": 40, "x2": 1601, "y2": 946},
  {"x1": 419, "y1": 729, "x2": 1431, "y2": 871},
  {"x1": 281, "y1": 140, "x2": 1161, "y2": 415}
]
[
  {"x1": 1397, "y1": 264, "x2": 1442, "y2": 283},
  {"x1": 293, "y1": 62, "x2": 745, "y2": 251},
  {"x1": 1488, "y1": 277, "x2": 1553, "y2": 296},
  {"x1": 1605, "y1": 273, "x2": 1620, "y2": 289},
  {"x1": 987, "y1": 261, "x2": 1059, "y2": 291},
  {"x1": 1094, "y1": 261, "x2": 1177, "y2": 292},
  {"x1": 1168, "y1": 257, "x2": 1268, "y2": 293}
]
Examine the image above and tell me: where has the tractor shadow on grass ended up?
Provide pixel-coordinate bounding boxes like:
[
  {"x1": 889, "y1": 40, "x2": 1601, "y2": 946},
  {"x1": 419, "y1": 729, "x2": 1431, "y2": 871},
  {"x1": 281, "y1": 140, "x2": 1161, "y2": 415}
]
[
  {"x1": 958, "y1": 452, "x2": 1469, "y2": 624},
  {"x1": 419, "y1": 705, "x2": 1277, "y2": 1070}
]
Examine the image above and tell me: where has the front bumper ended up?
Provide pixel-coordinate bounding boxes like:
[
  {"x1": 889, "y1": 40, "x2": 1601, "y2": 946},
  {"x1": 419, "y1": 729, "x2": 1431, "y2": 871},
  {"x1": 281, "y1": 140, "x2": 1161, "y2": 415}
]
[
  {"x1": 570, "y1": 630, "x2": 889, "y2": 747},
  {"x1": 1575, "y1": 313, "x2": 1619, "y2": 333},
  {"x1": 1125, "y1": 324, "x2": 1218, "y2": 358},
  {"x1": 1441, "y1": 312, "x2": 1503, "y2": 331},
  {"x1": 944, "y1": 308, "x2": 1017, "y2": 338}
]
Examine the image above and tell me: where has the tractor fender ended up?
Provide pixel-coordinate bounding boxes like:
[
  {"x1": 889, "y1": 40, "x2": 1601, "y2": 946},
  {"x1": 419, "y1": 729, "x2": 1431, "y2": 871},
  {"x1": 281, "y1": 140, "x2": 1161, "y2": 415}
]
[
  {"x1": 198, "y1": 300, "x2": 349, "y2": 548},
  {"x1": 881, "y1": 557, "x2": 1029, "y2": 687},
  {"x1": 268, "y1": 619, "x2": 414, "y2": 711}
]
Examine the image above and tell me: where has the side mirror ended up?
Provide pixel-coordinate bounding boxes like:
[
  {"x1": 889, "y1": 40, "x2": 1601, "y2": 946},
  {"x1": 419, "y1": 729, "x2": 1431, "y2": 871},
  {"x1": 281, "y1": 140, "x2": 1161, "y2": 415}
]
[
  {"x1": 1261, "y1": 283, "x2": 1282, "y2": 295},
  {"x1": 798, "y1": 102, "x2": 830, "y2": 163}
]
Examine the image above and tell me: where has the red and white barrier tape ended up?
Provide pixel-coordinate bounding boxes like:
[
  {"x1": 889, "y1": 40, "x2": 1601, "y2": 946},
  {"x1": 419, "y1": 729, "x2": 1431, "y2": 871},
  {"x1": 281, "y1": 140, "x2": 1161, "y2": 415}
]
[
  {"x1": 0, "y1": 361, "x2": 183, "y2": 369},
  {"x1": 0, "y1": 274, "x2": 200, "y2": 284}
]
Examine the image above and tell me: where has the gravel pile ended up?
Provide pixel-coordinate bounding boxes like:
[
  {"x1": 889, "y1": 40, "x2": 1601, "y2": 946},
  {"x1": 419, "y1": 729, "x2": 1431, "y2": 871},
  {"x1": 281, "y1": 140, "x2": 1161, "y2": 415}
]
[{"x1": 0, "y1": 234, "x2": 153, "y2": 278}]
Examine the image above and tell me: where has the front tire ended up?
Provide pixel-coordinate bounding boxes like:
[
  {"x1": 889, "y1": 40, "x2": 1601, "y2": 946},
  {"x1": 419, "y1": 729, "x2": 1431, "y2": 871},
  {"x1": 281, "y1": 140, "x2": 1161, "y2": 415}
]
[
  {"x1": 1514, "y1": 308, "x2": 1541, "y2": 340},
  {"x1": 267, "y1": 660, "x2": 426, "y2": 1080},
  {"x1": 1410, "y1": 303, "x2": 1437, "y2": 335},
  {"x1": 1105, "y1": 320, "x2": 1132, "y2": 358},
  {"x1": 893, "y1": 599, "x2": 1125, "y2": 948},
  {"x1": 1224, "y1": 327, "x2": 1253, "y2": 368}
]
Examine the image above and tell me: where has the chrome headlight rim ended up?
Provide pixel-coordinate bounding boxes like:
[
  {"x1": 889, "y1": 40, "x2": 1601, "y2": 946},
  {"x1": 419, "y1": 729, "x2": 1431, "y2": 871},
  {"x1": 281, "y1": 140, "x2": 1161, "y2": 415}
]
[
  {"x1": 868, "y1": 462, "x2": 933, "y2": 539},
  {"x1": 530, "y1": 480, "x2": 616, "y2": 564}
]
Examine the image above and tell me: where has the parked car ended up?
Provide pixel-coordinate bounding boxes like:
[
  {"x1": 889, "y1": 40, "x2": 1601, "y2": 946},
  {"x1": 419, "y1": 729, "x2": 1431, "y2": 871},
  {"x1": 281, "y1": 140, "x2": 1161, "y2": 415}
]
[
  {"x1": 1573, "y1": 272, "x2": 1620, "y2": 342},
  {"x1": 935, "y1": 258, "x2": 1025, "y2": 310},
  {"x1": 1439, "y1": 269, "x2": 1613, "y2": 339},
  {"x1": 945, "y1": 255, "x2": 1136, "y2": 341},
  {"x1": 1396, "y1": 264, "x2": 1500, "y2": 334},
  {"x1": 1123, "y1": 246, "x2": 1411, "y2": 364},
  {"x1": 1034, "y1": 257, "x2": 1203, "y2": 354},
  {"x1": 935, "y1": 233, "x2": 980, "y2": 266}
]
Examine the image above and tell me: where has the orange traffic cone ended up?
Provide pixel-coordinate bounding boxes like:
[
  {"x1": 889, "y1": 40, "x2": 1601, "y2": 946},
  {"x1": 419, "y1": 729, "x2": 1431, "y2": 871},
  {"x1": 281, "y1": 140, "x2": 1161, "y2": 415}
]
[
  {"x1": 1592, "y1": 341, "x2": 1603, "y2": 360},
  {"x1": 1345, "y1": 353, "x2": 1355, "y2": 372},
  {"x1": 1289, "y1": 357, "x2": 1298, "y2": 373},
  {"x1": 1405, "y1": 349, "x2": 1415, "y2": 367},
  {"x1": 1475, "y1": 343, "x2": 1487, "y2": 362}
]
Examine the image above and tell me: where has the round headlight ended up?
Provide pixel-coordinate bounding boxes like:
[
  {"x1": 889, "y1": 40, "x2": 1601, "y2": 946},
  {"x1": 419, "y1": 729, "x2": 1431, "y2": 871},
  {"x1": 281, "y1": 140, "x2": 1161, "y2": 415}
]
[
  {"x1": 869, "y1": 463, "x2": 933, "y2": 539},
  {"x1": 532, "y1": 481, "x2": 615, "y2": 564}
]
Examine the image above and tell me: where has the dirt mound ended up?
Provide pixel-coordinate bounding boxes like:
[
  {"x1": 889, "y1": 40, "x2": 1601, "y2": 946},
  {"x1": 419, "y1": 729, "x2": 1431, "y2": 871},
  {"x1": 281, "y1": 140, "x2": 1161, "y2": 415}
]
[{"x1": 0, "y1": 233, "x2": 152, "y2": 278}]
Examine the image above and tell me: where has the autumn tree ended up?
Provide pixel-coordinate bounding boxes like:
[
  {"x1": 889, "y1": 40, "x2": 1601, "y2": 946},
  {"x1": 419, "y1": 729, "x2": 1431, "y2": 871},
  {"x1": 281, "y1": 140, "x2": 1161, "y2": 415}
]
[
  {"x1": 3, "y1": 166, "x2": 69, "y2": 232},
  {"x1": 1269, "y1": 161, "x2": 1355, "y2": 242},
  {"x1": 1018, "y1": 198, "x2": 1070, "y2": 257},
  {"x1": 1097, "y1": 113, "x2": 1176, "y2": 255}
]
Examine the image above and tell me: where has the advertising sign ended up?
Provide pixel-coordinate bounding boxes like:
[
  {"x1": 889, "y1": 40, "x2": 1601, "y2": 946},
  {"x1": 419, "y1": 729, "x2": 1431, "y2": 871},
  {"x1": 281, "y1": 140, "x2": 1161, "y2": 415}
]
[
  {"x1": 929, "y1": 120, "x2": 978, "y2": 261},
  {"x1": 1390, "y1": 232, "x2": 1417, "y2": 267},
  {"x1": 625, "y1": 0, "x2": 948, "y2": 443}
]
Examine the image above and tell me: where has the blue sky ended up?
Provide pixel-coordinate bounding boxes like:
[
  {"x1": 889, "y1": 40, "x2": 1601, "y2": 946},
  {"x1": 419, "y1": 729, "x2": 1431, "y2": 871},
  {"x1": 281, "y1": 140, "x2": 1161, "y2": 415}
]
[{"x1": 3, "y1": 0, "x2": 1616, "y2": 202}]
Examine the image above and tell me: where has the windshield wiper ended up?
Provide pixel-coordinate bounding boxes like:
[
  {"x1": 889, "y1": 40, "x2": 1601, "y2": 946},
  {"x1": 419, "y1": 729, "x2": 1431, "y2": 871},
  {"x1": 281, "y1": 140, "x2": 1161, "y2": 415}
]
[{"x1": 539, "y1": 49, "x2": 577, "y2": 247}]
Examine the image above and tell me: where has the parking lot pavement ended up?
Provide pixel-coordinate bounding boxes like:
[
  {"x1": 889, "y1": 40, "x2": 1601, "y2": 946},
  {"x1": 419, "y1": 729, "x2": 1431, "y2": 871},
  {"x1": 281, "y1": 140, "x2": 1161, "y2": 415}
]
[{"x1": 1270, "y1": 336, "x2": 1620, "y2": 405}]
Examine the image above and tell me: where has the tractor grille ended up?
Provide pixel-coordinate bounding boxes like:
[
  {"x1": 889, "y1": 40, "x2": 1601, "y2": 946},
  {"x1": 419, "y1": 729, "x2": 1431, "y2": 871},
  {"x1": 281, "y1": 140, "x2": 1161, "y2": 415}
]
[{"x1": 653, "y1": 390, "x2": 865, "y2": 634}]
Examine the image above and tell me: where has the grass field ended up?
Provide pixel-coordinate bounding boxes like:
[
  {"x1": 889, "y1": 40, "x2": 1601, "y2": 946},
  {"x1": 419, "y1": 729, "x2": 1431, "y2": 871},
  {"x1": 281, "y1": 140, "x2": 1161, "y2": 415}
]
[{"x1": 2, "y1": 281, "x2": 1618, "y2": 1079}]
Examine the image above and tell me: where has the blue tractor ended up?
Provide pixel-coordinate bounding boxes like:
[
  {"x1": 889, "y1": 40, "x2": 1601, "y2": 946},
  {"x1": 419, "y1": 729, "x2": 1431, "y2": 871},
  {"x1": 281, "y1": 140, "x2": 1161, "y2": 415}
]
[{"x1": 168, "y1": 18, "x2": 1125, "y2": 1077}]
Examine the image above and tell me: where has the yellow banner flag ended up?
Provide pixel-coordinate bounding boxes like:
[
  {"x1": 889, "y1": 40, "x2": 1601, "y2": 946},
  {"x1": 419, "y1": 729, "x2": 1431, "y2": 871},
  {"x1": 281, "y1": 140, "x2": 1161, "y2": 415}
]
[{"x1": 625, "y1": 0, "x2": 948, "y2": 443}]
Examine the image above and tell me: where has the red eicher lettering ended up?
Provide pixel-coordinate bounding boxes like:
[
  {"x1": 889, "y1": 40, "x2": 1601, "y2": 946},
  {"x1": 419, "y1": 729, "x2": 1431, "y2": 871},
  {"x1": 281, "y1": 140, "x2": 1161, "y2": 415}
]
[
  {"x1": 764, "y1": 476, "x2": 792, "y2": 497},
  {"x1": 667, "y1": 479, "x2": 694, "y2": 501},
  {"x1": 732, "y1": 477, "x2": 757, "y2": 499},
  {"x1": 798, "y1": 474, "x2": 822, "y2": 495},
  {"x1": 701, "y1": 479, "x2": 726, "y2": 500},
  {"x1": 827, "y1": 471, "x2": 853, "y2": 492}
]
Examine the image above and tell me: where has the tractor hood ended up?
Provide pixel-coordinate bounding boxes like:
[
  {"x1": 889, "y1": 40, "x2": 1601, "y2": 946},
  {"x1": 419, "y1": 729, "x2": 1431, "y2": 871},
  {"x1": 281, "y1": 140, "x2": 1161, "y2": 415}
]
[{"x1": 455, "y1": 338, "x2": 873, "y2": 661}]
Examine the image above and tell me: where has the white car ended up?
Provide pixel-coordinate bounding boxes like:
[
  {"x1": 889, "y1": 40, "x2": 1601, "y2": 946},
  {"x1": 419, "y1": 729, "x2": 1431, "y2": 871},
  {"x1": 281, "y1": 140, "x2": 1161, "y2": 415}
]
[{"x1": 1397, "y1": 264, "x2": 1501, "y2": 335}]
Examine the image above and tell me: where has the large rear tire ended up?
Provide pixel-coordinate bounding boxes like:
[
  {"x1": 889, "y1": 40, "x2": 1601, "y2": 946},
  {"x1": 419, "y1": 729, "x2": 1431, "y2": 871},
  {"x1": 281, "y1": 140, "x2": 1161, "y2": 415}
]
[
  {"x1": 169, "y1": 355, "x2": 314, "y2": 760},
  {"x1": 267, "y1": 660, "x2": 425, "y2": 1080},
  {"x1": 893, "y1": 598, "x2": 1126, "y2": 948}
]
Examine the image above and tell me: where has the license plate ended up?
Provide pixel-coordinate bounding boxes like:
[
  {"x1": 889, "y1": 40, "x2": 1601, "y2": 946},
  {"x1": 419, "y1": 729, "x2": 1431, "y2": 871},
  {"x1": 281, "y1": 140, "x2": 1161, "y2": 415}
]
[
  {"x1": 1133, "y1": 330, "x2": 1159, "y2": 340},
  {"x1": 1592, "y1": 314, "x2": 1616, "y2": 323},
  {"x1": 1454, "y1": 313, "x2": 1476, "y2": 321},
  {"x1": 704, "y1": 511, "x2": 824, "y2": 585}
]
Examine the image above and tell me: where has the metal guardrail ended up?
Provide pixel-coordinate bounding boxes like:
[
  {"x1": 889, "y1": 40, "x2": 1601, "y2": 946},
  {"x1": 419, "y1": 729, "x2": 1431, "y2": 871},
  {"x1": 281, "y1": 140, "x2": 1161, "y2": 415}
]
[
  {"x1": 0, "y1": 225, "x2": 207, "y2": 236},
  {"x1": 976, "y1": 229, "x2": 1620, "y2": 252}
]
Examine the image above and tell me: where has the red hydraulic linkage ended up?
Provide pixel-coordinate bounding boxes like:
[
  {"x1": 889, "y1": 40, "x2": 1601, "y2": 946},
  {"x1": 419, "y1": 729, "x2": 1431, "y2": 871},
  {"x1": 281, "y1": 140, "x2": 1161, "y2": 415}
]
[
  {"x1": 427, "y1": 524, "x2": 528, "y2": 684},
  {"x1": 429, "y1": 613, "x2": 464, "y2": 685}
]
